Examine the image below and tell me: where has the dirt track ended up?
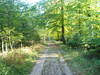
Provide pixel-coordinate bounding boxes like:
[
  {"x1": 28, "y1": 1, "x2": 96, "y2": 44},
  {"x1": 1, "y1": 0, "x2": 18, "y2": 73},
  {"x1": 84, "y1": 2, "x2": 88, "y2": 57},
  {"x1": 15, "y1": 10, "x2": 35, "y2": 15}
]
[{"x1": 30, "y1": 43, "x2": 73, "y2": 75}]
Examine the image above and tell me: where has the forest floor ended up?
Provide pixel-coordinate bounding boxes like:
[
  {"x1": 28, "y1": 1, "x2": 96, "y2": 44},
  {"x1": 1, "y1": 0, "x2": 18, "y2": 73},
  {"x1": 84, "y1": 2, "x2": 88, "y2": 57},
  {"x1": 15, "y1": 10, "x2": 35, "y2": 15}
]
[{"x1": 30, "y1": 42, "x2": 73, "y2": 75}]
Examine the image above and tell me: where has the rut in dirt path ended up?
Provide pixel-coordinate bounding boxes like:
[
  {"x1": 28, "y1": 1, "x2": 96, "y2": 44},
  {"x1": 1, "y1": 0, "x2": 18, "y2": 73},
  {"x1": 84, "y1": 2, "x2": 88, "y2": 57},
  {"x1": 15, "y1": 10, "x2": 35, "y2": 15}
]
[{"x1": 30, "y1": 43, "x2": 73, "y2": 75}]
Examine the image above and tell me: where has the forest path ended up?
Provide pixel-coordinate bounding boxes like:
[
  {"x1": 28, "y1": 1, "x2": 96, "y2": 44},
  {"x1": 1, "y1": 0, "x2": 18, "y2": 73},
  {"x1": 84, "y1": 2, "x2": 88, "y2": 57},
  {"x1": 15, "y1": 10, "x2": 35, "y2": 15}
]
[{"x1": 30, "y1": 42, "x2": 73, "y2": 75}]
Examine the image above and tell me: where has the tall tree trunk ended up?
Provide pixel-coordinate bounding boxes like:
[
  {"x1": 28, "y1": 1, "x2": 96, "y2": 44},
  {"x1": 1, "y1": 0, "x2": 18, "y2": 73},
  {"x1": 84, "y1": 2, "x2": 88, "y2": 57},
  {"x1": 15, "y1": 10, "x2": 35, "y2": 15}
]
[
  {"x1": 5, "y1": 41, "x2": 8, "y2": 52},
  {"x1": 10, "y1": 42, "x2": 13, "y2": 51},
  {"x1": 2, "y1": 38, "x2": 4, "y2": 53},
  {"x1": 9, "y1": 36, "x2": 13, "y2": 51},
  {"x1": 61, "y1": 0, "x2": 66, "y2": 44}
]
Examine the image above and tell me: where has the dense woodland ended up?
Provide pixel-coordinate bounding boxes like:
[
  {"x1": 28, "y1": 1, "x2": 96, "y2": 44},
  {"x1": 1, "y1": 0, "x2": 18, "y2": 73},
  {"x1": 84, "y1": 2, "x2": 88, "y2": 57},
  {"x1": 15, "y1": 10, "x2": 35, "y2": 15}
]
[
  {"x1": 0, "y1": 0, "x2": 100, "y2": 53},
  {"x1": 0, "y1": 0, "x2": 100, "y2": 75}
]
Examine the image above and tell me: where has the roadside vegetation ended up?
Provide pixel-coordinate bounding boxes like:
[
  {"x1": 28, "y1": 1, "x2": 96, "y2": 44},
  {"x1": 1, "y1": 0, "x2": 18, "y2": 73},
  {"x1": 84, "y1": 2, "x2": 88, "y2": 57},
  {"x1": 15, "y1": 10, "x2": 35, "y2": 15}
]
[
  {"x1": 0, "y1": 0, "x2": 100, "y2": 75},
  {"x1": 0, "y1": 44, "x2": 44, "y2": 75},
  {"x1": 61, "y1": 45, "x2": 100, "y2": 75}
]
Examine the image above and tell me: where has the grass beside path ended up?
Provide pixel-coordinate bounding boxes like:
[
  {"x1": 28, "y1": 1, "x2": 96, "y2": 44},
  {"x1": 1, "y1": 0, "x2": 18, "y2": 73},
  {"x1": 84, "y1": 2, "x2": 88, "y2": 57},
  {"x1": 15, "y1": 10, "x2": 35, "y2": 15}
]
[
  {"x1": 0, "y1": 44, "x2": 44, "y2": 75},
  {"x1": 60, "y1": 45, "x2": 100, "y2": 75}
]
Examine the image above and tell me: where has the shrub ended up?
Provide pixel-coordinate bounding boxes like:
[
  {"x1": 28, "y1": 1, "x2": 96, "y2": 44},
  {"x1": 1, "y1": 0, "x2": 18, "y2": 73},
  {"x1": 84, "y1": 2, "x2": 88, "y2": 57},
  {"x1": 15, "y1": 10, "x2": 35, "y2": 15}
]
[
  {"x1": 67, "y1": 33, "x2": 82, "y2": 48},
  {"x1": 0, "y1": 50, "x2": 38, "y2": 75},
  {"x1": 89, "y1": 38, "x2": 100, "y2": 48}
]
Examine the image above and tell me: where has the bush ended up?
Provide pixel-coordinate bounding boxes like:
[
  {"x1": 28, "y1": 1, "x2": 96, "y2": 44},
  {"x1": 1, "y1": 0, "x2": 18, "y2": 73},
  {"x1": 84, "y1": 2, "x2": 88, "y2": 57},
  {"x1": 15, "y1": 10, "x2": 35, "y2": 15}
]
[
  {"x1": 89, "y1": 38, "x2": 100, "y2": 48},
  {"x1": 0, "y1": 58, "x2": 11, "y2": 75},
  {"x1": 67, "y1": 33, "x2": 82, "y2": 48},
  {"x1": 61, "y1": 45, "x2": 100, "y2": 75},
  {"x1": 0, "y1": 50, "x2": 38, "y2": 75}
]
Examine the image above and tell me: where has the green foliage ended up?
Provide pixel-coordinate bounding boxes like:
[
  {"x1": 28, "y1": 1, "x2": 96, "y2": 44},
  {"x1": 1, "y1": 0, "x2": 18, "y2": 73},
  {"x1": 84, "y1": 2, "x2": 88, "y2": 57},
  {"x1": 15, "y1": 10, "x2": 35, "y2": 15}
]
[
  {"x1": 82, "y1": 37, "x2": 100, "y2": 51},
  {"x1": 0, "y1": 0, "x2": 42, "y2": 52},
  {"x1": 0, "y1": 0, "x2": 100, "y2": 74},
  {"x1": 61, "y1": 45, "x2": 100, "y2": 75},
  {"x1": 67, "y1": 33, "x2": 82, "y2": 48},
  {"x1": 88, "y1": 38, "x2": 100, "y2": 47},
  {"x1": 0, "y1": 50, "x2": 39, "y2": 75}
]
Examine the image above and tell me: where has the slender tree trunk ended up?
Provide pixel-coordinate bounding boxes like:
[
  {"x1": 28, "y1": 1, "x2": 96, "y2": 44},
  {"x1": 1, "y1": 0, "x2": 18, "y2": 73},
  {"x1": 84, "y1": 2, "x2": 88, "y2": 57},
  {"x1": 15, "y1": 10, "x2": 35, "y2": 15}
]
[
  {"x1": 89, "y1": 24, "x2": 94, "y2": 37},
  {"x1": 9, "y1": 36, "x2": 13, "y2": 51},
  {"x1": 5, "y1": 42, "x2": 8, "y2": 52},
  {"x1": 61, "y1": 0, "x2": 66, "y2": 44},
  {"x1": 2, "y1": 38, "x2": 4, "y2": 53},
  {"x1": 10, "y1": 42, "x2": 13, "y2": 51},
  {"x1": 20, "y1": 42, "x2": 23, "y2": 54},
  {"x1": 57, "y1": 31, "x2": 60, "y2": 41},
  {"x1": 21, "y1": 42, "x2": 23, "y2": 48},
  {"x1": 78, "y1": 2, "x2": 82, "y2": 36}
]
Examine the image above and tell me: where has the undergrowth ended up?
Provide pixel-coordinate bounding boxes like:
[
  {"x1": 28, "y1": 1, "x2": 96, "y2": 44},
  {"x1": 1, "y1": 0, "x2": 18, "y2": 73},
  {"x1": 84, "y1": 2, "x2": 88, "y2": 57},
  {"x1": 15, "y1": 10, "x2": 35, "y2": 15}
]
[
  {"x1": 0, "y1": 44, "x2": 43, "y2": 75},
  {"x1": 61, "y1": 45, "x2": 100, "y2": 75}
]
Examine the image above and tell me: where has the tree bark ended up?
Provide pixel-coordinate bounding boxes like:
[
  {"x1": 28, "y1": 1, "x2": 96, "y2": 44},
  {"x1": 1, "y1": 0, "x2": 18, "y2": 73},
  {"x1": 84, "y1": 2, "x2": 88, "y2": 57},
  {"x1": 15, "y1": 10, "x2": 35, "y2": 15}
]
[
  {"x1": 2, "y1": 38, "x2": 4, "y2": 53},
  {"x1": 61, "y1": 0, "x2": 66, "y2": 44},
  {"x1": 5, "y1": 42, "x2": 8, "y2": 52},
  {"x1": 10, "y1": 42, "x2": 13, "y2": 51}
]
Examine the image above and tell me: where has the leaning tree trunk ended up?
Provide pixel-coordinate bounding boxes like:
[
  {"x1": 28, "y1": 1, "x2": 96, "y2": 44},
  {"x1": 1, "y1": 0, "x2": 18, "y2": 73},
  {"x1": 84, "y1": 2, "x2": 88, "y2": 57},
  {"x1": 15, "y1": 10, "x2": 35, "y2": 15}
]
[
  {"x1": 61, "y1": 0, "x2": 66, "y2": 44},
  {"x1": 10, "y1": 42, "x2": 13, "y2": 51},
  {"x1": 9, "y1": 36, "x2": 13, "y2": 51}
]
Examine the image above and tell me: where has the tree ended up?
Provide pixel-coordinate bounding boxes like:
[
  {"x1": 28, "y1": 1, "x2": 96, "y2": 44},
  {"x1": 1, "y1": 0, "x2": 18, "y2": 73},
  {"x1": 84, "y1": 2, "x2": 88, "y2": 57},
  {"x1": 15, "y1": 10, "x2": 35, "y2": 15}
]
[{"x1": 61, "y1": 0, "x2": 66, "y2": 44}]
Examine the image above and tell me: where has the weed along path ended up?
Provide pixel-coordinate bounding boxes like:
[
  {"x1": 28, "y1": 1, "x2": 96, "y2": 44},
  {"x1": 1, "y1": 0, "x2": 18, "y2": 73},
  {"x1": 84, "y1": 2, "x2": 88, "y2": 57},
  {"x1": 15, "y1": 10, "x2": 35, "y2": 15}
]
[{"x1": 30, "y1": 43, "x2": 73, "y2": 75}]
